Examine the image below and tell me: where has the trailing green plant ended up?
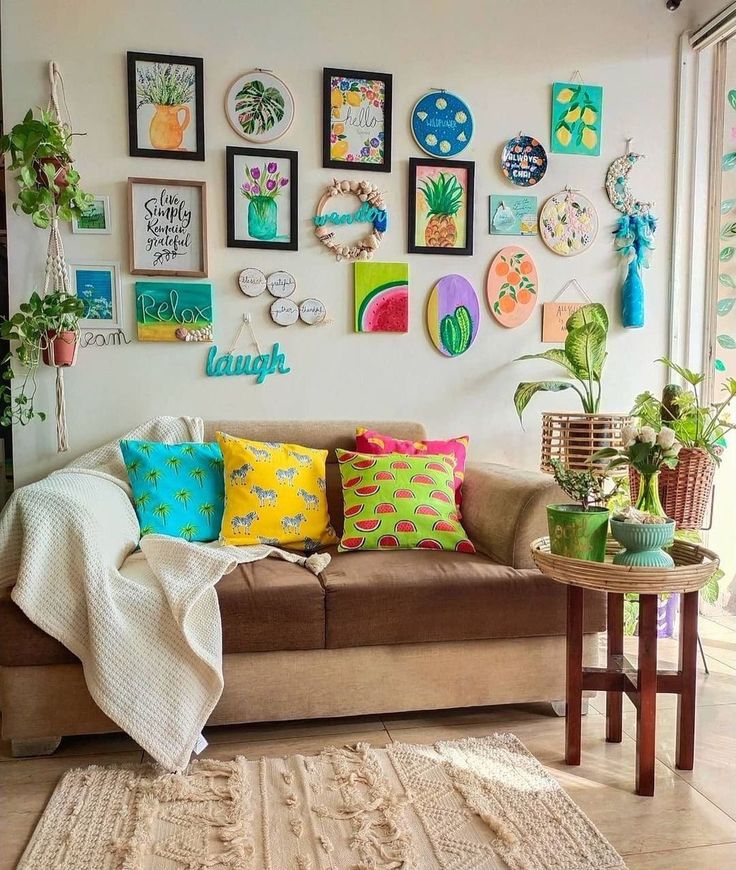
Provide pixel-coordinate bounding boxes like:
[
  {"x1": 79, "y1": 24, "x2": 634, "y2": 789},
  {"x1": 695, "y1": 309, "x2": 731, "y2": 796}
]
[
  {"x1": 550, "y1": 458, "x2": 612, "y2": 510},
  {"x1": 513, "y1": 303, "x2": 609, "y2": 422},
  {"x1": 440, "y1": 305, "x2": 472, "y2": 356},
  {"x1": 0, "y1": 290, "x2": 85, "y2": 426},
  {"x1": 0, "y1": 108, "x2": 94, "y2": 228},
  {"x1": 631, "y1": 358, "x2": 736, "y2": 463},
  {"x1": 136, "y1": 63, "x2": 195, "y2": 108}
]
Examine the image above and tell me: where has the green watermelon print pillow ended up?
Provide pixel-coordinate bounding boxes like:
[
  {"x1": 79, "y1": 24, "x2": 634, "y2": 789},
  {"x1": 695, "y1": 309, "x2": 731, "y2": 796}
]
[{"x1": 336, "y1": 449, "x2": 475, "y2": 554}]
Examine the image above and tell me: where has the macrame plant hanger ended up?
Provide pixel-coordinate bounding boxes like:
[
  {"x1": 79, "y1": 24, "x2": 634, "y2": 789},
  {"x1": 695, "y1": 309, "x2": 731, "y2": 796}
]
[{"x1": 44, "y1": 61, "x2": 78, "y2": 453}]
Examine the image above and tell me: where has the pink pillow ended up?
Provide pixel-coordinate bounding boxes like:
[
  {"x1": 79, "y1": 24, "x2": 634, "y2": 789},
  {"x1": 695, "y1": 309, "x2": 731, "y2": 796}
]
[{"x1": 355, "y1": 428, "x2": 468, "y2": 507}]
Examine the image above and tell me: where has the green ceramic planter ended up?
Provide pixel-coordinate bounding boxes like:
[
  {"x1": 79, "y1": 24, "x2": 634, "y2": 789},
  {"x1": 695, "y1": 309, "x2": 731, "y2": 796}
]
[
  {"x1": 610, "y1": 518, "x2": 675, "y2": 568},
  {"x1": 547, "y1": 504, "x2": 610, "y2": 562}
]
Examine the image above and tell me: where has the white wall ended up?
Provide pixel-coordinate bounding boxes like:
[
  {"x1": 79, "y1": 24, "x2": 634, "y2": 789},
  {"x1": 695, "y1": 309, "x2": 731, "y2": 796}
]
[{"x1": 2, "y1": 0, "x2": 697, "y2": 486}]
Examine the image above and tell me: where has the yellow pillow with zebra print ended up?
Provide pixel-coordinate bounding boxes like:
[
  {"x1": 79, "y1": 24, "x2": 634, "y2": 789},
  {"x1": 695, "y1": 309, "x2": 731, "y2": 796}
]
[{"x1": 216, "y1": 432, "x2": 338, "y2": 551}]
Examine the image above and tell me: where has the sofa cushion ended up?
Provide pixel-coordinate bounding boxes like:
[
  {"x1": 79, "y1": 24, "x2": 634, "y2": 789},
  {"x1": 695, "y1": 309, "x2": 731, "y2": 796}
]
[
  {"x1": 0, "y1": 557, "x2": 326, "y2": 667},
  {"x1": 321, "y1": 548, "x2": 606, "y2": 649}
]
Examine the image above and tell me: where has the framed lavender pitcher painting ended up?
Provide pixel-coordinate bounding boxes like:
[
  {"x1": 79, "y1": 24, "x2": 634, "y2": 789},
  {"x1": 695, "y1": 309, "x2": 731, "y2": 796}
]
[
  {"x1": 127, "y1": 51, "x2": 205, "y2": 161},
  {"x1": 226, "y1": 146, "x2": 298, "y2": 251}
]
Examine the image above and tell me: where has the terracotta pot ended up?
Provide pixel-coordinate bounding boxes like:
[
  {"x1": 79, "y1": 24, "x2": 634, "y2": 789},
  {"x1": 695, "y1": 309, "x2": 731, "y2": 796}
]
[
  {"x1": 33, "y1": 156, "x2": 70, "y2": 190},
  {"x1": 42, "y1": 330, "x2": 78, "y2": 367}
]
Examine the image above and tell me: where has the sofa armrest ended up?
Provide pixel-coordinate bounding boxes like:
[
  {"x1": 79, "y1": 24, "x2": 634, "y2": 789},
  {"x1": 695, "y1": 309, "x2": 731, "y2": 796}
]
[{"x1": 461, "y1": 462, "x2": 564, "y2": 570}]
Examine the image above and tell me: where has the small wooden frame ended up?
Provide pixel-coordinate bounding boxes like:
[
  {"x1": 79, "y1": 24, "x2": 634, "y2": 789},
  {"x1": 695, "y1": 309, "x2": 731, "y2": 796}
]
[{"x1": 128, "y1": 177, "x2": 208, "y2": 278}]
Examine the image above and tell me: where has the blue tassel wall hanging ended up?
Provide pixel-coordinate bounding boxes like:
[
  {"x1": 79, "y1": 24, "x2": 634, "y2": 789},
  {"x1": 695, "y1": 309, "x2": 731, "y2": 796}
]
[{"x1": 605, "y1": 140, "x2": 657, "y2": 328}]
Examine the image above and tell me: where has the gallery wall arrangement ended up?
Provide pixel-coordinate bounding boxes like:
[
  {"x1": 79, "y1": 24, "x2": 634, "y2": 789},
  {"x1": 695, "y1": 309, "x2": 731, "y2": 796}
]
[{"x1": 2, "y1": 0, "x2": 697, "y2": 485}]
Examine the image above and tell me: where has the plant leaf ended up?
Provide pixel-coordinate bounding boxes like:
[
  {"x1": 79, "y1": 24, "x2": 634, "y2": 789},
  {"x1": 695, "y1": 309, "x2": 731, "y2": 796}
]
[
  {"x1": 730, "y1": 90, "x2": 736, "y2": 111},
  {"x1": 720, "y1": 246, "x2": 735, "y2": 261},
  {"x1": 515, "y1": 348, "x2": 577, "y2": 375},
  {"x1": 565, "y1": 321, "x2": 606, "y2": 378},
  {"x1": 513, "y1": 381, "x2": 573, "y2": 422},
  {"x1": 566, "y1": 302, "x2": 608, "y2": 333},
  {"x1": 723, "y1": 152, "x2": 736, "y2": 171},
  {"x1": 719, "y1": 273, "x2": 736, "y2": 288},
  {"x1": 718, "y1": 297, "x2": 736, "y2": 316},
  {"x1": 717, "y1": 334, "x2": 736, "y2": 349}
]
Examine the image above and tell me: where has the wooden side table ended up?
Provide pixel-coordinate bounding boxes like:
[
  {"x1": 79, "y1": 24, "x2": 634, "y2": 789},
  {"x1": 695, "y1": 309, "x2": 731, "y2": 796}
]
[{"x1": 531, "y1": 537, "x2": 720, "y2": 796}]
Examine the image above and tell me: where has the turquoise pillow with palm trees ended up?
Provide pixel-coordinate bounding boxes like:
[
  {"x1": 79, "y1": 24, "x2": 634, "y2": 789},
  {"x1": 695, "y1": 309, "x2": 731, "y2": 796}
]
[{"x1": 120, "y1": 440, "x2": 225, "y2": 542}]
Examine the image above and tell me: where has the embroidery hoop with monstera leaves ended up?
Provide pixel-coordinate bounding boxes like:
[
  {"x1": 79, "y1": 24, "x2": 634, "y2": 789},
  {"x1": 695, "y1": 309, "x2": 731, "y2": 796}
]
[{"x1": 313, "y1": 179, "x2": 386, "y2": 261}]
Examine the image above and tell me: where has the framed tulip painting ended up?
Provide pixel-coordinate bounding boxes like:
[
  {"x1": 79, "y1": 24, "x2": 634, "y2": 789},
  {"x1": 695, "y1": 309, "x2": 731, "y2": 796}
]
[
  {"x1": 127, "y1": 51, "x2": 205, "y2": 161},
  {"x1": 550, "y1": 82, "x2": 603, "y2": 156},
  {"x1": 226, "y1": 146, "x2": 298, "y2": 251},
  {"x1": 323, "y1": 68, "x2": 392, "y2": 172},
  {"x1": 408, "y1": 158, "x2": 474, "y2": 255}
]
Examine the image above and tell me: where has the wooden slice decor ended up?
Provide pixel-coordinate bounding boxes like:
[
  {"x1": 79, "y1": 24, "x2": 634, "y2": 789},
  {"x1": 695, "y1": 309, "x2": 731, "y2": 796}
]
[
  {"x1": 270, "y1": 297, "x2": 299, "y2": 326},
  {"x1": 426, "y1": 274, "x2": 480, "y2": 357},
  {"x1": 238, "y1": 267, "x2": 267, "y2": 297},
  {"x1": 487, "y1": 246, "x2": 538, "y2": 328}
]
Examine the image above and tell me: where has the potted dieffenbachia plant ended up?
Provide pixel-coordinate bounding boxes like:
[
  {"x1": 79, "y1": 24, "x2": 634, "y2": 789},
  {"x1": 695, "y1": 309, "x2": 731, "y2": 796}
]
[
  {"x1": 547, "y1": 459, "x2": 611, "y2": 562},
  {"x1": 513, "y1": 304, "x2": 630, "y2": 472},
  {"x1": 0, "y1": 289, "x2": 85, "y2": 426},
  {"x1": 0, "y1": 108, "x2": 94, "y2": 228}
]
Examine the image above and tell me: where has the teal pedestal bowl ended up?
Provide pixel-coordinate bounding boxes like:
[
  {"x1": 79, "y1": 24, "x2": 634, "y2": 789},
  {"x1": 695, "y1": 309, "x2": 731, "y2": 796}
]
[{"x1": 610, "y1": 518, "x2": 676, "y2": 568}]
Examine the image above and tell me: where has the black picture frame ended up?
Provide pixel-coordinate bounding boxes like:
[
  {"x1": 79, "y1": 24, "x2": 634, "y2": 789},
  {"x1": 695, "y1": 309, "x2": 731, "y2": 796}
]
[
  {"x1": 322, "y1": 67, "x2": 392, "y2": 172},
  {"x1": 226, "y1": 146, "x2": 299, "y2": 251},
  {"x1": 408, "y1": 157, "x2": 475, "y2": 256},
  {"x1": 127, "y1": 51, "x2": 205, "y2": 161}
]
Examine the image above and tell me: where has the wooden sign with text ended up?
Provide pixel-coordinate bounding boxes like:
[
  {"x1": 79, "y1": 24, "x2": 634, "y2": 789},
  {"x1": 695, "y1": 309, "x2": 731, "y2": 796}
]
[{"x1": 541, "y1": 301, "x2": 585, "y2": 343}]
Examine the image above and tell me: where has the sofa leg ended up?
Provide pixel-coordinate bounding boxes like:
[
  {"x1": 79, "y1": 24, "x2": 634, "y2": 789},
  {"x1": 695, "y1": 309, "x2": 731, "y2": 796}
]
[
  {"x1": 551, "y1": 700, "x2": 589, "y2": 717},
  {"x1": 10, "y1": 736, "x2": 62, "y2": 757}
]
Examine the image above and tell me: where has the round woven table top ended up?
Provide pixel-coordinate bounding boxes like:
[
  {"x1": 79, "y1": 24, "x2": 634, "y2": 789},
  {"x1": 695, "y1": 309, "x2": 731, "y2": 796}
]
[{"x1": 530, "y1": 536, "x2": 719, "y2": 595}]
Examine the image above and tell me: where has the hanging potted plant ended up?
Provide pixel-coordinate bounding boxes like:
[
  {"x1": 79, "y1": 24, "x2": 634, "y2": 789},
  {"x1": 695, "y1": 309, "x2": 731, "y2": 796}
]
[
  {"x1": 630, "y1": 358, "x2": 736, "y2": 529},
  {"x1": 0, "y1": 108, "x2": 94, "y2": 228},
  {"x1": 546, "y1": 459, "x2": 612, "y2": 562},
  {"x1": 513, "y1": 303, "x2": 631, "y2": 471},
  {"x1": 0, "y1": 290, "x2": 85, "y2": 426}
]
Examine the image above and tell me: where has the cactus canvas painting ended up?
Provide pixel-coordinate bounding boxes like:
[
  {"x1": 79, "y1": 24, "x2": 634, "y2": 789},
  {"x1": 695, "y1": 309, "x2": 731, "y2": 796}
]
[
  {"x1": 354, "y1": 262, "x2": 409, "y2": 333},
  {"x1": 427, "y1": 274, "x2": 480, "y2": 357},
  {"x1": 409, "y1": 158, "x2": 475, "y2": 256},
  {"x1": 551, "y1": 81, "x2": 603, "y2": 156}
]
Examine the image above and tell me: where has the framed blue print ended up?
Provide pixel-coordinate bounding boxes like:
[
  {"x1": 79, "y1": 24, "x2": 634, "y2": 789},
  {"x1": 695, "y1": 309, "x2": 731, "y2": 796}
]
[
  {"x1": 71, "y1": 261, "x2": 123, "y2": 329},
  {"x1": 411, "y1": 91, "x2": 473, "y2": 157},
  {"x1": 489, "y1": 195, "x2": 538, "y2": 236}
]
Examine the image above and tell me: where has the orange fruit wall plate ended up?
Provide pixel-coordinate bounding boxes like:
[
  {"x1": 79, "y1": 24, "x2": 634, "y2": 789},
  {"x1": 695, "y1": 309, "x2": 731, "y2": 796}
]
[{"x1": 487, "y1": 246, "x2": 538, "y2": 329}]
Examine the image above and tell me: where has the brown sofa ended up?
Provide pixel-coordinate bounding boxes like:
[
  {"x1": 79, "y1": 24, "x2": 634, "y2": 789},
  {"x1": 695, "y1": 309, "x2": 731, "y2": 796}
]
[{"x1": 0, "y1": 420, "x2": 605, "y2": 755}]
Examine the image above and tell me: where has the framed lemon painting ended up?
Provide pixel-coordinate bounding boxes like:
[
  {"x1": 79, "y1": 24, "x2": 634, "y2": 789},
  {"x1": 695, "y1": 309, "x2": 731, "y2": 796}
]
[
  {"x1": 323, "y1": 68, "x2": 392, "y2": 172},
  {"x1": 550, "y1": 82, "x2": 603, "y2": 156}
]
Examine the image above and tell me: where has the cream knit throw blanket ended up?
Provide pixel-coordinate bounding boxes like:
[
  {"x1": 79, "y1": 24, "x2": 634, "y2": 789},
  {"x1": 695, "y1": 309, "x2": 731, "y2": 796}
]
[{"x1": 0, "y1": 416, "x2": 330, "y2": 772}]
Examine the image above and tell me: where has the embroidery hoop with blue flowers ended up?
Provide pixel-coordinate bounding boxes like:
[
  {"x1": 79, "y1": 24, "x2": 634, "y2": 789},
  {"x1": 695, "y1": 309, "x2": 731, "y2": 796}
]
[{"x1": 313, "y1": 179, "x2": 387, "y2": 261}]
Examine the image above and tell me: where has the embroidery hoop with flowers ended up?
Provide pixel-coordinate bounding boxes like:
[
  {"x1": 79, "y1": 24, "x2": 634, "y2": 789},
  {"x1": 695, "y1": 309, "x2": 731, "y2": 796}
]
[{"x1": 313, "y1": 179, "x2": 386, "y2": 261}]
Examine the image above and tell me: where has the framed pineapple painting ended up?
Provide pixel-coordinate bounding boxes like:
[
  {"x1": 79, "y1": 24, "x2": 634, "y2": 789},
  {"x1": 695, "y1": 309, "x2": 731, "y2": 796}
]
[
  {"x1": 408, "y1": 158, "x2": 474, "y2": 255},
  {"x1": 127, "y1": 51, "x2": 205, "y2": 160},
  {"x1": 323, "y1": 68, "x2": 392, "y2": 172}
]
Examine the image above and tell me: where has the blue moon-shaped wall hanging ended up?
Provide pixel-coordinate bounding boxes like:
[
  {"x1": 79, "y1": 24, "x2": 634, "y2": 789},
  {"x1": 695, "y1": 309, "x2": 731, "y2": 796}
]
[{"x1": 411, "y1": 91, "x2": 474, "y2": 157}]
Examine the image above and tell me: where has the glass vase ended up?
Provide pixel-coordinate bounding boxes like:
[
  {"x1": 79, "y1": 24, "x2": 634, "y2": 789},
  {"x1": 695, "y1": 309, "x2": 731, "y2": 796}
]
[
  {"x1": 247, "y1": 196, "x2": 278, "y2": 240},
  {"x1": 634, "y1": 470, "x2": 667, "y2": 518}
]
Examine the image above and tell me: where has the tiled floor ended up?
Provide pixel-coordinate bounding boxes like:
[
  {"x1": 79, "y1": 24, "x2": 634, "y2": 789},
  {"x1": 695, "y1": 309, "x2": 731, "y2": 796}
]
[{"x1": 1, "y1": 614, "x2": 735, "y2": 869}]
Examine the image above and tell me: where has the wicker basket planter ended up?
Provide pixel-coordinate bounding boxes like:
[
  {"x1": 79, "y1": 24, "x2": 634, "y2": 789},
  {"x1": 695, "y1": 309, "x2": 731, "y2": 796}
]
[
  {"x1": 540, "y1": 412, "x2": 632, "y2": 473},
  {"x1": 629, "y1": 447, "x2": 716, "y2": 530}
]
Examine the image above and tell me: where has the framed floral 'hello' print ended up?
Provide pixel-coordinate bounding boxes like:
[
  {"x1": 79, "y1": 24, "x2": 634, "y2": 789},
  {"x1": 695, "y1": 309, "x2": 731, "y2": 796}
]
[
  {"x1": 323, "y1": 68, "x2": 392, "y2": 172},
  {"x1": 127, "y1": 51, "x2": 204, "y2": 161}
]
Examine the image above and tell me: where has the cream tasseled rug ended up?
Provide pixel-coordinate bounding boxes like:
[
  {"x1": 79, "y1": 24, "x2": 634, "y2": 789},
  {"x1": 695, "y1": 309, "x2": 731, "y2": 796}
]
[{"x1": 18, "y1": 734, "x2": 626, "y2": 870}]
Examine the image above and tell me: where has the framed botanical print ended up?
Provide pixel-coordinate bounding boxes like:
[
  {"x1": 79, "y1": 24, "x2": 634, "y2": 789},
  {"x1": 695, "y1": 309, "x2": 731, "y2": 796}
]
[
  {"x1": 408, "y1": 158, "x2": 474, "y2": 255},
  {"x1": 128, "y1": 177, "x2": 208, "y2": 277},
  {"x1": 226, "y1": 146, "x2": 298, "y2": 251},
  {"x1": 70, "y1": 261, "x2": 122, "y2": 329},
  {"x1": 323, "y1": 68, "x2": 392, "y2": 172},
  {"x1": 71, "y1": 195, "x2": 112, "y2": 234},
  {"x1": 127, "y1": 51, "x2": 205, "y2": 160}
]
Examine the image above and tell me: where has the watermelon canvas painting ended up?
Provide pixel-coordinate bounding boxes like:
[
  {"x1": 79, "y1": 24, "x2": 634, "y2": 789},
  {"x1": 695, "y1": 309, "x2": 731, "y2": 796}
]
[{"x1": 354, "y1": 262, "x2": 409, "y2": 333}]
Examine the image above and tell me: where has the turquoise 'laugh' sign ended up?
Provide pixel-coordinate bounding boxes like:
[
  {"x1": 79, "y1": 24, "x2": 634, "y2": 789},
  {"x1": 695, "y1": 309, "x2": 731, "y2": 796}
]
[{"x1": 206, "y1": 343, "x2": 291, "y2": 384}]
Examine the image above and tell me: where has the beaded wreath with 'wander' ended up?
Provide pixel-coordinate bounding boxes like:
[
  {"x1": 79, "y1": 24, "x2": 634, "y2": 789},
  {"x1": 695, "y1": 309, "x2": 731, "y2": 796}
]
[{"x1": 336, "y1": 449, "x2": 475, "y2": 553}]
